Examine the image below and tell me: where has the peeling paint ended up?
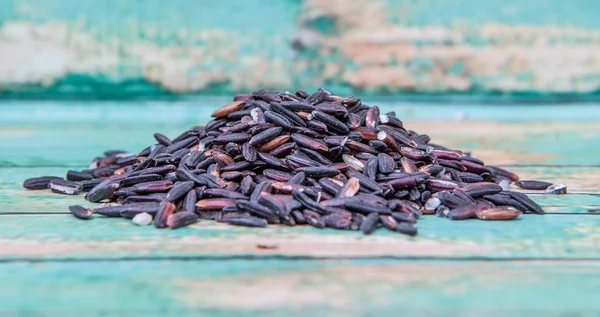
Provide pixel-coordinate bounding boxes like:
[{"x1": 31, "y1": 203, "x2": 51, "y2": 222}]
[
  {"x1": 294, "y1": 0, "x2": 600, "y2": 95},
  {"x1": 0, "y1": 20, "x2": 292, "y2": 95},
  {"x1": 2, "y1": 0, "x2": 600, "y2": 97}
]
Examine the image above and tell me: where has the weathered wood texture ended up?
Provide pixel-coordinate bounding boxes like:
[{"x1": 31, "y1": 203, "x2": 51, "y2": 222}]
[
  {"x1": 3, "y1": 0, "x2": 600, "y2": 97},
  {"x1": 1, "y1": 213, "x2": 598, "y2": 260},
  {"x1": 1, "y1": 260, "x2": 599, "y2": 316},
  {"x1": 2, "y1": 100, "x2": 599, "y2": 166},
  {"x1": 295, "y1": 0, "x2": 600, "y2": 96},
  {"x1": 1, "y1": 100, "x2": 599, "y2": 314}
]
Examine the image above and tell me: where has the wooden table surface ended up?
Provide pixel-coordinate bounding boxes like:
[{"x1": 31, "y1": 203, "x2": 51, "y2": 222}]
[{"x1": 1, "y1": 99, "x2": 599, "y2": 316}]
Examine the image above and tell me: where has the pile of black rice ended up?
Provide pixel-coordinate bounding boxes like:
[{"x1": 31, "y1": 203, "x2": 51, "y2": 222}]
[{"x1": 24, "y1": 88, "x2": 563, "y2": 235}]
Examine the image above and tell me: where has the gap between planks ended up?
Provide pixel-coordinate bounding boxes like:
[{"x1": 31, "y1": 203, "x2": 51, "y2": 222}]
[{"x1": 1, "y1": 255, "x2": 600, "y2": 264}]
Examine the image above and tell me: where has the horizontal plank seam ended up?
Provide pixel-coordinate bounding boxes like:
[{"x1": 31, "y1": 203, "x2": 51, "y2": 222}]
[
  {"x1": 525, "y1": 193, "x2": 599, "y2": 196},
  {"x1": 0, "y1": 255, "x2": 599, "y2": 264},
  {"x1": 0, "y1": 212, "x2": 71, "y2": 215},
  {"x1": 0, "y1": 165, "x2": 87, "y2": 168}
]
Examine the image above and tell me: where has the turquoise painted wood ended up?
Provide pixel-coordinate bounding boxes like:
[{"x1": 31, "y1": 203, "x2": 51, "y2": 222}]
[
  {"x1": 3, "y1": 0, "x2": 600, "y2": 98},
  {"x1": 0, "y1": 213, "x2": 598, "y2": 260},
  {"x1": 1, "y1": 260, "x2": 599, "y2": 316},
  {"x1": 1, "y1": 100, "x2": 600, "y2": 166},
  {"x1": 1, "y1": 99, "x2": 599, "y2": 314}
]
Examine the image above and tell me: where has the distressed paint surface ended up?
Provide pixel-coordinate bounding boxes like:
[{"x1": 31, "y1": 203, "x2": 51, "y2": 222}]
[
  {"x1": 1, "y1": 100, "x2": 600, "y2": 166},
  {"x1": 1, "y1": 99, "x2": 599, "y2": 313},
  {"x1": 1, "y1": 260, "x2": 599, "y2": 316},
  {"x1": 2, "y1": 0, "x2": 600, "y2": 97},
  {"x1": 0, "y1": 0, "x2": 298, "y2": 97},
  {"x1": 0, "y1": 213, "x2": 599, "y2": 260},
  {"x1": 294, "y1": 0, "x2": 600, "y2": 96}
]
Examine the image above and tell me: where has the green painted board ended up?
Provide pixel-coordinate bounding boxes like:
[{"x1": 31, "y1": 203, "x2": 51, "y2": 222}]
[
  {"x1": 0, "y1": 213, "x2": 598, "y2": 260},
  {"x1": 1, "y1": 260, "x2": 599, "y2": 316},
  {"x1": 1, "y1": 99, "x2": 599, "y2": 314},
  {"x1": 1, "y1": 101, "x2": 600, "y2": 166}
]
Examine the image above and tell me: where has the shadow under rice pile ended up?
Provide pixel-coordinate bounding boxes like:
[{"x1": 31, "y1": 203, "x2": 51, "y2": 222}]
[{"x1": 23, "y1": 88, "x2": 566, "y2": 235}]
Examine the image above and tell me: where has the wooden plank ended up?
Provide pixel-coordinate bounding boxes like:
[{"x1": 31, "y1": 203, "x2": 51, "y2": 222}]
[
  {"x1": 1, "y1": 167, "x2": 91, "y2": 214},
  {"x1": 1, "y1": 0, "x2": 299, "y2": 98},
  {"x1": 5, "y1": 167, "x2": 598, "y2": 214},
  {"x1": 4, "y1": 100, "x2": 599, "y2": 125},
  {"x1": 1, "y1": 101, "x2": 598, "y2": 314},
  {"x1": 507, "y1": 166, "x2": 600, "y2": 192},
  {"x1": 1, "y1": 101, "x2": 599, "y2": 167},
  {"x1": 0, "y1": 213, "x2": 598, "y2": 260},
  {"x1": 0, "y1": 259, "x2": 598, "y2": 315},
  {"x1": 2, "y1": 105, "x2": 598, "y2": 258},
  {"x1": 5, "y1": 0, "x2": 600, "y2": 99}
]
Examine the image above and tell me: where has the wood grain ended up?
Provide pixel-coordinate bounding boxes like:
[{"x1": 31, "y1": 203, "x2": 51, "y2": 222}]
[
  {"x1": 0, "y1": 213, "x2": 598, "y2": 260},
  {"x1": 1, "y1": 101, "x2": 599, "y2": 166},
  {"x1": 0, "y1": 260, "x2": 598, "y2": 315},
  {"x1": 1, "y1": 100, "x2": 599, "y2": 314}
]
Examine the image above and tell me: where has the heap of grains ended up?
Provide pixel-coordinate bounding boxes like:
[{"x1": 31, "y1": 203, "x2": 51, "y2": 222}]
[{"x1": 23, "y1": 89, "x2": 563, "y2": 236}]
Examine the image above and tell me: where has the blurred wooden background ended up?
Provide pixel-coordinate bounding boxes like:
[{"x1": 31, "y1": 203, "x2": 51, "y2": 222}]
[{"x1": 1, "y1": 0, "x2": 600, "y2": 98}]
